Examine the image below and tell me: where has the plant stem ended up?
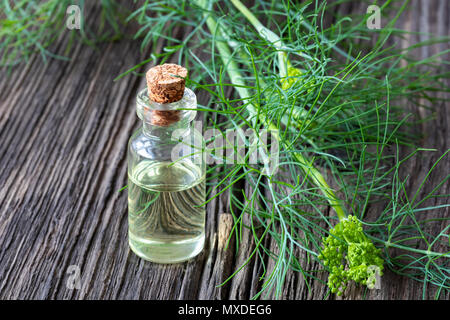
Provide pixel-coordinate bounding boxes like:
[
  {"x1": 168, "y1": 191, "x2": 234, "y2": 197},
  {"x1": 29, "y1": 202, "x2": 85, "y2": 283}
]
[
  {"x1": 197, "y1": 0, "x2": 346, "y2": 220},
  {"x1": 230, "y1": 0, "x2": 287, "y2": 77}
]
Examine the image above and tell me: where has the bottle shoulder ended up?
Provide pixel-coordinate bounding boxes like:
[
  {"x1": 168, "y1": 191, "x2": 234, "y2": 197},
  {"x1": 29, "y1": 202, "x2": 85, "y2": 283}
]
[
  {"x1": 128, "y1": 128, "x2": 167, "y2": 161},
  {"x1": 128, "y1": 128, "x2": 204, "y2": 162},
  {"x1": 127, "y1": 126, "x2": 206, "y2": 190},
  {"x1": 128, "y1": 127, "x2": 145, "y2": 144}
]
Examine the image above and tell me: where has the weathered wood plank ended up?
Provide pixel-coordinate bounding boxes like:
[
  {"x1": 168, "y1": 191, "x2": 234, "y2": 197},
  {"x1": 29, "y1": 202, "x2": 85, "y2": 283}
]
[{"x1": 0, "y1": 0, "x2": 448, "y2": 300}]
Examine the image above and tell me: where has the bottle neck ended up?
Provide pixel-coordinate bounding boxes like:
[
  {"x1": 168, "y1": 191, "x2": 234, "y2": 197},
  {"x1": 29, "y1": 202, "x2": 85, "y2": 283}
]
[
  {"x1": 136, "y1": 87, "x2": 197, "y2": 141},
  {"x1": 142, "y1": 120, "x2": 191, "y2": 141}
]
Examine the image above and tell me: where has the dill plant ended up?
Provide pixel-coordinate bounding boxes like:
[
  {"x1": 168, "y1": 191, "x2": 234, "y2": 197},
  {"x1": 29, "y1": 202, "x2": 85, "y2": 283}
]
[
  {"x1": 0, "y1": 0, "x2": 123, "y2": 67},
  {"x1": 120, "y1": 0, "x2": 450, "y2": 298},
  {"x1": 4, "y1": 0, "x2": 447, "y2": 298}
]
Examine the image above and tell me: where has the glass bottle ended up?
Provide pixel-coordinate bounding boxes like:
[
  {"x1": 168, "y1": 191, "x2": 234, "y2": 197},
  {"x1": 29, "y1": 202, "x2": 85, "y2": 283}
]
[{"x1": 127, "y1": 67, "x2": 205, "y2": 263}]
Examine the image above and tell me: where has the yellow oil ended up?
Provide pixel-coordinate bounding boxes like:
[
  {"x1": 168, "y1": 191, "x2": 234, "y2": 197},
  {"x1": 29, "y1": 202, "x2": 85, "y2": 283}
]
[{"x1": 128, "y1": 160, "x2": 205, "y2": 263}]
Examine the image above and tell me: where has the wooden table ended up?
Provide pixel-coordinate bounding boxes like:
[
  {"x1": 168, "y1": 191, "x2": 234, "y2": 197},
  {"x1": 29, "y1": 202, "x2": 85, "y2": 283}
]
[{"x1": 0, "y1": 0, "x2": 448, "y2": 299}]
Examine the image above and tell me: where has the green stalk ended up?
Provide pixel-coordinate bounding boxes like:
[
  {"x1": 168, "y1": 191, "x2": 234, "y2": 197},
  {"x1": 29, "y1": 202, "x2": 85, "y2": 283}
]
[
  {"x1": 221, "y1": 28, "x2": 312, "y2": 130},
  {"x1": 230, "y1": 0, "x2": 287, "y2": 77},
  {"x1": 226, "y1": 0, "x2": 318, "y2": 142},
  {"x1": 231, "y1": 0, "x2": 375, "y2": 65},
  {"x1": 197, "y1": 0, "x2": 346, "y2": 220}
]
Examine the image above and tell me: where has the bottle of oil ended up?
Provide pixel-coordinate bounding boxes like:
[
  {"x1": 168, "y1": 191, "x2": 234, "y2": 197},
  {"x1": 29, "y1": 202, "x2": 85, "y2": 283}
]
[{"x1": 127, "y1": 64, "x2": 205, "y2": 263}]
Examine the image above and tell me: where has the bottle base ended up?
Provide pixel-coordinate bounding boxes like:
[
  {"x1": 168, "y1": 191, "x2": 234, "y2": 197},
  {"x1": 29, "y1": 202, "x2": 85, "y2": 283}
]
[{"x1": 128, "y1": 233, "x2": 205, "y2": 264}]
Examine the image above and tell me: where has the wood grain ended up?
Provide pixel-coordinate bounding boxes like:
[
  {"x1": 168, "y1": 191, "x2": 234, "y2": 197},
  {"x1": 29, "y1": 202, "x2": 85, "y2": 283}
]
[{"x1": 0, "y1": 0, "x2": 448, "y2": 300}]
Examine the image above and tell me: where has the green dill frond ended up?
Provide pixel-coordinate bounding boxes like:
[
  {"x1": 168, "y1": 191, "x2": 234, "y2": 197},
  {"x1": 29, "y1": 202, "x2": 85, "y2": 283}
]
[
  {"x1": 0, "y1": 0, "x2": 125, "y2": 68},
  {"x1": 120, "y1": 0, "x2": 450, "y2": 298}
]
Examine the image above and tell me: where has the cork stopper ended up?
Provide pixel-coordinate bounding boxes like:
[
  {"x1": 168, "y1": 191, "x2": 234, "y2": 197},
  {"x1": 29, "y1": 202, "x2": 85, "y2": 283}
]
[
  {"x1": 146, "y1": 64, "x2": 187, "y2": 103},
  {"x1": 145, "y1": 64, "x2": 187, "y2": 127}
]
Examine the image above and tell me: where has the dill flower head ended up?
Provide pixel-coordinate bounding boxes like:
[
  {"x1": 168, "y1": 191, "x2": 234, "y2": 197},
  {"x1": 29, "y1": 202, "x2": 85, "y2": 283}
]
[
  {"x1": 280, "y1": 61, "x2": 315, "y2": 92},
  {"x1": 318, "y1": 215, "x2": 384, "y2": 295}
]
